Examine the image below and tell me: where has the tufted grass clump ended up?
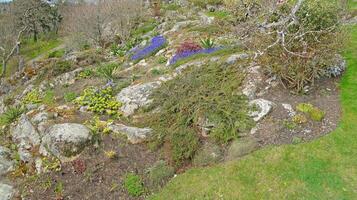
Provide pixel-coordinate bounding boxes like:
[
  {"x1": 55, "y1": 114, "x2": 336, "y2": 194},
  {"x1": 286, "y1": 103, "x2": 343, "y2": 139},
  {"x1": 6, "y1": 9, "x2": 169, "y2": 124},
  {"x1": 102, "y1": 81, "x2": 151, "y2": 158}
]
[
  {"x1": 0, "y1": 106, "x2": 25, "y2": 126},
  {"x1": 123, "y1": 173, "x2": 145, "y2": 197},
  {"x1": 96, "y1": 63, "x2": 120, "y2": 80},
  {"x1": 296, "y1": 103, "x2": 325, "y2": 122},
  {"x1": 143, "y1": 62, "x2": 254, "y2": 166},
  {"x1": 147, "y1": 160, "x2": 175, "y2": 189},
  {"x1": 75, "y1": 87, "x2": 121, "y2": 116}
]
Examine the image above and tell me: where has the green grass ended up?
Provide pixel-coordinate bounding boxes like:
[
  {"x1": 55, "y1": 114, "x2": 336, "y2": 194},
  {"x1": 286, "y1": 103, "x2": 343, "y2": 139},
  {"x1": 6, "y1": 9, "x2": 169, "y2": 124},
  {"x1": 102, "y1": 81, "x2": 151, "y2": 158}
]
[
  {"x1": 150, "y1": 26, "x2": 357, "y2": 200},
  {"x1": 21, "y1": 37, "x2": 62, "y2": 60}
]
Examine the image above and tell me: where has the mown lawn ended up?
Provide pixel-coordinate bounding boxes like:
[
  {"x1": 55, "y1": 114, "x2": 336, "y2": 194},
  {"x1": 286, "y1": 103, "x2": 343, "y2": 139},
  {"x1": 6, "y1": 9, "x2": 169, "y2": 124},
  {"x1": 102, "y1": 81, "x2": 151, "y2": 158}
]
[{"x1": 150, "y1": 26, "x2": 357, "y2": 200}]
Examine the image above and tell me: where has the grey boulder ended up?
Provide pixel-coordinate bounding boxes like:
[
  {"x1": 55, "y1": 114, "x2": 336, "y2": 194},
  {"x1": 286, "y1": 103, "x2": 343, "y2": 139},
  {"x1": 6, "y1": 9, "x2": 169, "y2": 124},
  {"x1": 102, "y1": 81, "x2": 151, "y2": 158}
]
[
  {"x1": 41, "y1": 123, "x2": 91, "y2": 161},
  {"x1": 108, "y1": 124, "x2": 152, "y2": 144}
]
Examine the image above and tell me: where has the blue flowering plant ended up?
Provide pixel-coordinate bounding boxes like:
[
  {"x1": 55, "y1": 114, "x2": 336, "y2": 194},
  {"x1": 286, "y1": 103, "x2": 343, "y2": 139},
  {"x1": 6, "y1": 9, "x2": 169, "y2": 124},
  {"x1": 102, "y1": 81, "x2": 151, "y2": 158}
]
[{"x1": 130, "y1": 35, "x2": 167, "y2": 61}]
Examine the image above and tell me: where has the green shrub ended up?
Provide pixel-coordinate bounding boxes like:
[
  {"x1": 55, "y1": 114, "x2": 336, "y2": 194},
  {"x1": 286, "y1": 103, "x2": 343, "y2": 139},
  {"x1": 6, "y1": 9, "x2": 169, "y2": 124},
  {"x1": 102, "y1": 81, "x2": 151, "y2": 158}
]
[
  {"x1": 189, "y1": 0, "x2": 223, "y2": 8},
  {"x1": 157, "y1": 56, "x2": 168, "y2": 64},
  {"x1": 0, "y1": 106, "x2": 24, "y2": 126},
  {"x1": 74, "y1": 87, "x2": 121, "y2": 116},
  {"x1": 48, "y1": 49, "x2": 65, "y2": 58},
  {"x1": 144, "y1": 63, "x2": 253, "y2": 165},
  {"x1": 123, "y1": 173, "x2": 145, "y2": 197},
  {"x1": 258, "y1": 0, "x2": 345, "y2": 91},
  {"x1": 64, "y1": 92, "x2": 77, "y2": 103},
  {"x1": 51, "y1": 60, "x2": 73, "y2": 76},
  {"x1": 147, "y1": 160, "x2": 175, "y2": 189}
]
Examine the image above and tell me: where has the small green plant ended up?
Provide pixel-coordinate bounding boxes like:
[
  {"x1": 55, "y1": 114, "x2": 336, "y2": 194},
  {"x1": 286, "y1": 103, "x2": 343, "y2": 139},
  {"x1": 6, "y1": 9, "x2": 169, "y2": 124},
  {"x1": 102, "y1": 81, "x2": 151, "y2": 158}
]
[
  {"x1": 296, "y1": 103, "x2": 325, "y2": 122},
  {"x1": 96, "y1": 63, "x2": 120, "y2": 80},
  {"x1": 123, "y1": 173, "x2": 145, "y2": 197},
  {"x1": 42, "y1": 156, "x2": 61, "y2": 172},
  {"x1": 200, "y1": 37, "x2": 215, "y2": 49},
  {"x1": 75, "y1": 87, "x2": 122, "y2": 115},
  {"x1": 42, "y1": 90, "x2": 55, "y2": 106},
  {"x1": 157, "y1": 56, "x2": 168, "y2": 64},
  {"x1": 283, "y1": 120, "x2": 297, "y2": 130},
  {"x1": 292, "y1": 114, "x2": 308, "y2": 124},
  {"x1": 22, "y1": 90, "x2": 42, "y2": 105},
  {"x1": 64, "y1": 92, "x2": 77, "y2": 103},
  {"x1": 171, "y1": 130, "x2": 200, "y2": 165},
  {"x1": 104, "y1": 150, "x2": 117, "y2": 159},
  {"x1": 54, "y1": 181, "x2": 64, "y2": 198},
  {"x1": 77, "y1": 69, "x2": 94, "y2": 79},
  {"x1": 151, "y1": 68, "x2": 165, "y2": 76},
  {"x1": 147, "y1": 160, "x2": 175, "y2": 189},
  {"x1": 0, "y1": 106, "x2": 24, "y2": 126}
]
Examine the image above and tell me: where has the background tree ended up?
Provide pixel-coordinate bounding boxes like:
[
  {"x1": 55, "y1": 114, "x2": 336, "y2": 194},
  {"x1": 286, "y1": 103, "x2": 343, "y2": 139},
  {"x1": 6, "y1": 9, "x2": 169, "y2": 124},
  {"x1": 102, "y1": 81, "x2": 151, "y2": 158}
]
[{"x1": 13, "y1": 0, "x2": 62, "y2": 42}]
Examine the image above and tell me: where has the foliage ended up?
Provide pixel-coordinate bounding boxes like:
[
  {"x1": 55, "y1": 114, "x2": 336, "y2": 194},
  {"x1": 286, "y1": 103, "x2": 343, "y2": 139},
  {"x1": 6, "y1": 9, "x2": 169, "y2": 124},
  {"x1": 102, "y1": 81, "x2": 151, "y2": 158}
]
[
  {"x1": 147, "y1": 160, "x2": 175, "y2": 189},
  {"x1": 22, "y1": 90, "x2": 41, "y2": 105},
  {"x1": 64, "y1": 92, "x2": 77, "y2": 103},
  {"x1": 123, "y1": 173, "x2": 145, "y2": 197},
  {"x1": 131, "y1": 35, "x2": 167, "y2": 61},
  {"x1": 169, "y1": 47, "x2": 220, "y2": 65},
  {"x1": 131, "y1": 19, "x2": 158, "y2": 37},
  {"x1": 21, "y1": 37, "x2": 62, "y2": 60},
  {"x1": 156, "y1": 56, "x2": 168, "y2": 64},
  {"x1": 257, "y1": 0, "x2": 345, "y2": 91},
  {"x1": 104, "y1": 150, "x2": 117, "y2": 159},
  {"x1": 292, "y1": 114, "x2": 308, "y2": 124},
  {"x1": 0, "y1": 106, "x2": 24, "y2": 126},
  {"x1": 74, "y1": 87, "x2": 121, "y2": 116},
  {"x1": 150, "y1": 24, "x2": 357, "y2": 200},
  {"x1": 200, "y1": 37, "x2": 215, "y2": 49},
  {"x1": 48, "y1": 49, "x2": 65, "y2": 58},
  {"x1": 96, "y1": 63, "x2": 120, "y2": 80},
  {"x1": 50, "y1": 60, "x2": 73, "y2": 77},
  {"x1": 176, "y1": 41, "x2": 202, "y2": 54},
  {"x1": 296, "y1": 103, "x2": 325, "y2": 122},
  {"x1": 41, "y1": 156, "x2": 61, "y2": 172},
  {"x1": 188, "y1": 0, "x2": 223, "y2": 8},
  {"x1": 42, "y1": 90, "x2": 55, "y2": 106},
  {"x1": 77, "y1": 69, "x2": 94, "y2": 79},
  {"x1": 144, "y1": 63, "x2": 253, "y2": 165}
]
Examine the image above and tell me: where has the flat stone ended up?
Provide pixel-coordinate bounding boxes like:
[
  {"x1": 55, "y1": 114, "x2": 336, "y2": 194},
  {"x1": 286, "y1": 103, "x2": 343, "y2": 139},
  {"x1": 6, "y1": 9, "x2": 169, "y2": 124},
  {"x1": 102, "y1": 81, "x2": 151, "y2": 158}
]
[
  {"x1": 226, "y1": 53, "x2": 249, "y2": 65},
  {"x1": 116, "y1": 81, "x2": 161, "y2": 116},
  {"x1": 0, "y1": 147, "x2": 13, "y2": 176},
  {"x1": 0, "y1": 183, "x2": 14, "y2": 200},
  {"x1": 108, "y1": 124, "x2": 152, "y2": 144}
]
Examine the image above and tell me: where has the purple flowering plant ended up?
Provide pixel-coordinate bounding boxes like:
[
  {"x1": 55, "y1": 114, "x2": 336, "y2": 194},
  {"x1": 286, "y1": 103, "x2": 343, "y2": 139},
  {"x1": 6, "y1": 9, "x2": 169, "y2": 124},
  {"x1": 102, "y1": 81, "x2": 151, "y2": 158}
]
[
  {"x1": 169, "y1": 47, "x2": 220, "y2": 65},
  {"x1": 131, "y1": 35, "x2": 167, "y2": 61}
]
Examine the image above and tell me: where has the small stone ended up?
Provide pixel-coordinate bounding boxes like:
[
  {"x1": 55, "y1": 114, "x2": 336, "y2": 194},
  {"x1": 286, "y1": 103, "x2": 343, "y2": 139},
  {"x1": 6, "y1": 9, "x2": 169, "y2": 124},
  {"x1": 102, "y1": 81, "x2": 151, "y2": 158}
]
[
  {"x1": 0, "y1": 146, "x2": 14, "y2": 176},
  {"x1": 249, "y1": 99, "x2": 274, "y2": 122},
  {"x1": 226, "y1": 137, "x2": 258, "y2": 161},
  {"x1": 282, "y1": 103, "x2": 296, "y2": 117},
  {"x1": 31, "y1": 112, "x2": 49, "y2": 124}
]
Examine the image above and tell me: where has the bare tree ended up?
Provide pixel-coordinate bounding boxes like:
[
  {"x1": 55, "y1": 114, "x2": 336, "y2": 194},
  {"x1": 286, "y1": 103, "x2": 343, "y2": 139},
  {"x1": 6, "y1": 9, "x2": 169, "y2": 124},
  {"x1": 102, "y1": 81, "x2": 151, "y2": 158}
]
[{"x1": 62, "y1": 0, "x2": 145, "y2": 48}]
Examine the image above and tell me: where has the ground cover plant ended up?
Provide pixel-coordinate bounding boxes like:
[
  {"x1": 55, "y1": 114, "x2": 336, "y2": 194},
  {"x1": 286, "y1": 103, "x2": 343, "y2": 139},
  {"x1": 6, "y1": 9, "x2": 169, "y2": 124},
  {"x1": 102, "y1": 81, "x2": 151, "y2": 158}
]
[
  {"x1": 143, "y1": 62, "x2": 254, "y2": 166},
  {"x1": 150, "y1": 25, "x2": 357, "y2": 200},
  {"x1": 131, "y1": 35, "x2": 167, "y2": 61}
]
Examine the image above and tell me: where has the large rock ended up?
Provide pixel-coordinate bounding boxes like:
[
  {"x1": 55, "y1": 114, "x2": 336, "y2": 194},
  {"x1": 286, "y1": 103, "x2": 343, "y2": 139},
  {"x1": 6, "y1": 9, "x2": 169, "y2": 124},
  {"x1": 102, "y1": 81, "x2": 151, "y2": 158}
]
[
  {"x1": 116, "y1": 81, "x2": 161, "y2": 116},
  {"x1": 108, "y1": 124, "x2": 152, "y2": 144},
  {"x1": 226, "y1": 137, "x2": 258, "y2": 161},
  {"x1": 11, "y1": 114, "x2": 41, "y2": 162},
  {"x1": 41, "y1": 123, "x2": 91, "y2": 160},
  {"x1": 0, "y1": 183, "x2": 13, "y2": 200},
  {"x1": 0, "y1": 147, "x2": 13, "y2": 176},
  {"x1": 0, "y1": 97, "x2": 6, "y2": 115},
  {"x1": 249, "y1": 99, "x2": 273, "y2": 122}
]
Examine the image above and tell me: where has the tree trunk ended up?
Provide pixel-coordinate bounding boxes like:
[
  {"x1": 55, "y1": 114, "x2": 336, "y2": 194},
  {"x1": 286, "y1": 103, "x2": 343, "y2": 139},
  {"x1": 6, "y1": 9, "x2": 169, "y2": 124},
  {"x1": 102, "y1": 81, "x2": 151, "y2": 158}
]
[
  {"x1": 33, "y1": 30, "x2": 38, "y2": 42},
  {"x1": 1, "y1": 59, "x2": 7, "y2": 78}
]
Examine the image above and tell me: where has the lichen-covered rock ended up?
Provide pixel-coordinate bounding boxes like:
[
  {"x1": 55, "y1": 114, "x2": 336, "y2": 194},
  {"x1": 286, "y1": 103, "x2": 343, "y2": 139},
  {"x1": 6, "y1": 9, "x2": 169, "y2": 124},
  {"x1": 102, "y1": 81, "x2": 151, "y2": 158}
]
[
  {"x1": 0, "y1": 97, "x2": 6, "y2": 115},
  {"x1": 242, "y1": 66, "x2": 263, "y2": 100},
  {"x1": 11, "y1": 114, "x2": 41, "y2": 162},
  {"x1": 249, "y1": 99, "x2": 274, "y2": 122},
  {"x1": 324, "y1": 55, "x2": 346, "y2": 77},
  {"x1": 52, "y1": 68, "x2": 83, "y2": 86},
  {"x1": 41, "y1": 123, "x2": 91, "y2": 161},
  {"x1": 226, "y1": 137, "x2": 258, "y2": 161},
  {"x1": 226, "y1": 53, "x2": 249, "y2": 65},
  {"x1": 0, "y1": 183, "x2": 14, "y2": 200},
  {"x1": 0, "y1": 146, "x2": 13, "y2": 176},
  {"x1": 116, "y1": 81, "x2": 161, "y2": 116},
  {"x1": 31, "y1": 112, "x2": 49, "y2": 124},
  {"x1": 108, "y1": 124, "x2": 152, "y2": 144}
]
